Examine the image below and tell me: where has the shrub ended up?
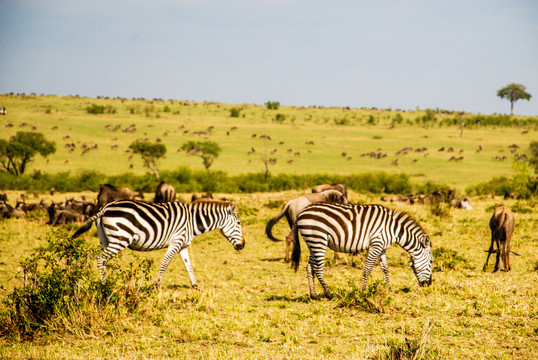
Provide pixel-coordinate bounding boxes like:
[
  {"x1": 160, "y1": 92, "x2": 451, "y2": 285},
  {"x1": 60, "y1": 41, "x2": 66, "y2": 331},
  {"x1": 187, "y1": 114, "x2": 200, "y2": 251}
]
[
  {"x1": 274, "y1": 113, "x2": 287, "y2": 123},
  {"x1": 0, "y1": 229, "x2": 155, "y2": 340},
  {"x1": 265, "y1": 101, "x2": 280, "y2": 110},
  {"x1": 229, "y1": 108, "x2": 241, "y2": 118},
  {"x1": 86, "y1": 104, "x2": 105, "y2": 114}
]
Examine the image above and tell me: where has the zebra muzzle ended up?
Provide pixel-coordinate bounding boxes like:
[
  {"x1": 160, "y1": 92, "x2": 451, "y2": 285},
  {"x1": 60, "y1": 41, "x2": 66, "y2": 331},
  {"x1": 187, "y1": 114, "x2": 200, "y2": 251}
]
[{"x1": 234, "y1": 236, "x2": 245, "y2": 250}]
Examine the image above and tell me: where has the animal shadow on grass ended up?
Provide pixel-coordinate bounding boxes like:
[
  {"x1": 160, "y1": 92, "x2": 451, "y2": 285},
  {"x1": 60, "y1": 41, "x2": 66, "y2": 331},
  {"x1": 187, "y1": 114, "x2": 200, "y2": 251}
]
[
  {"x1": 265, "y1": 294, "x2": 312, "y2": 303},
  {"x1": 261, "y1": 257, "x2": 285, "y2": 262},
  {"x1": 165, "y1": 284, "x2": 194, "y2": 290}
]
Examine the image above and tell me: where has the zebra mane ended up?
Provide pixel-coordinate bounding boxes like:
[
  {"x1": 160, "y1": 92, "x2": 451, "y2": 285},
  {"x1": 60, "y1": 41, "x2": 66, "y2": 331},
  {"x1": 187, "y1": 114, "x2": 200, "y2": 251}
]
[
  {"x1": 191, "y1": 199, "x2": 237, "y2": 212},
  {"x1": 390, "y1": 207, "x2": 430, "y2": 245}
]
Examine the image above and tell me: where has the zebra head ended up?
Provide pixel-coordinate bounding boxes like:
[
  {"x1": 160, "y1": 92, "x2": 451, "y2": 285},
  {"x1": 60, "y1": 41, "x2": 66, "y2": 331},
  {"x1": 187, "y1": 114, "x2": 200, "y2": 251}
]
[
  {"x1": 219, "y1": 204, "x2": 245, "y2": 251},
  {"x1": 409, "y1": 234, "x2": 433, "y2": 287}
]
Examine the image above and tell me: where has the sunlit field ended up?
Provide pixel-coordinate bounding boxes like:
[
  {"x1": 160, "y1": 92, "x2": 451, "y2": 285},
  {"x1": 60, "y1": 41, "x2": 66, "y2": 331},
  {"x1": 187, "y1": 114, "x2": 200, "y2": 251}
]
[
  {"x1": 0, "y1": 189, "x2": 536, "y2": 359},
  {"x1": 1, "y1": 94, "x2": 536, "y2": 191},
  {"x1": 0, "y1": 94, "x2": 537, "y2": 359}
]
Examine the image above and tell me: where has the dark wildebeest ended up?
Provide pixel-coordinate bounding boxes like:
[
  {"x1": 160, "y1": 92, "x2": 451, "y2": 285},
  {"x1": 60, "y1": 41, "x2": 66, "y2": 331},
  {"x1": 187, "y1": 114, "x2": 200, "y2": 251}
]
[
  {"x1": 191, "y1": 192, "x2": 213, "y2": 202},
  {"x1": 15, "y1": 199, "x2": 47, "y2": 212},
  {"x1": 154, "y1": 181, "x2": 176, "y2": 203},
  {"x1": 50, "y1": 207, "x2": 87, "y2": 226},
  {"x1": 265, "y1": 190, "x2": 349, "y2": 262},
  {"x1": 483, "y1": 205, "x2": 515, "y2": 272},
  {"x1": 0, "y1": 202, "x2": 26, "y2": 219},
  {"x1": 97, "y1": 184, "x2": 135, "y2": 208},
  {"x1": 312, "y1": 183, "x2": 348, "y2": 199}
]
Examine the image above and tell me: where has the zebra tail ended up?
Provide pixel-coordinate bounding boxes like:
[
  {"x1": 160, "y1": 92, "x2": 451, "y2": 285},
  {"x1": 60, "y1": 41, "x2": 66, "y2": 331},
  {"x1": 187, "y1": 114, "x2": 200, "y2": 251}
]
[
  {"x1": 71, "y1": 206, "x2": 106, "y2": 239},
  {"x1": 291, "y1": 222, "x2": 301, "y2": 272},
  {"x1": 265, "y1": 203, "x2": 289, "y2": 242}
]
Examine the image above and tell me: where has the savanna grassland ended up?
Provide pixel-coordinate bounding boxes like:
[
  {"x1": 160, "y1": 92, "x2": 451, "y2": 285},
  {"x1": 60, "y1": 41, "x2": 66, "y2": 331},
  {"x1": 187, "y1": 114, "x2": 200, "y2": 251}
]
[
  {"x1": 0, "y1": 190, "x2": 537, "y2": 359},
  {"x1": 0, "y1": 94, "x2": 537, "y2": 359},
  {"x1": 0, "y1": 94, "x2": 536, "y2": 190}
]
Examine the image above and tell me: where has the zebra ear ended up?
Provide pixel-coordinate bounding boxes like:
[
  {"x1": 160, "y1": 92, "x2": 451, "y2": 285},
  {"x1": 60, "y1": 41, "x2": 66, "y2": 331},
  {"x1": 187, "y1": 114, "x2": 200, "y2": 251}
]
[{"x1": 423, "y1": 236, "x2": 431, "y2": 247}]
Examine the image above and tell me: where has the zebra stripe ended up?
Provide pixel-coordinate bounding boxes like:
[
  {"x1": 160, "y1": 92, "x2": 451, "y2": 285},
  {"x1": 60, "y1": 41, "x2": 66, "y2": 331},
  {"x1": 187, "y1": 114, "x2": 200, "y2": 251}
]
[
  {"x1": 72, "y1": 199, "x2": 245, "y2": 287},
  {"x1": 292, "y1": 203, "x2": 433, "y2": 299}
]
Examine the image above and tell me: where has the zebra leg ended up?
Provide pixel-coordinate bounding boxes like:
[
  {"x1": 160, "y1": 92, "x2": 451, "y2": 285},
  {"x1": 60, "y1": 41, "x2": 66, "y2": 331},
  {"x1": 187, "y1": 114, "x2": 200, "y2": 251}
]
[
  {"x1": 155, "y1": 243, "x2": 182, "y2": 285},
  {"x1": 361, "y1": 243, "x2": 383, "y2": 291},
  {"x1": 309, "y1": 253, "x2": 332, "y2": 299},
  {"x1": 379, "y1": 250, "x2": 391, "y2": 290},
  {"x1": 306, "y1": 261, "x2": 318, "y2": 300},
  {"x1": 179, "y1": 247, "x2": 198, "y2": 288},
  {"x1": 96, "y1": 248, "x2": 116, "y2": 280}
]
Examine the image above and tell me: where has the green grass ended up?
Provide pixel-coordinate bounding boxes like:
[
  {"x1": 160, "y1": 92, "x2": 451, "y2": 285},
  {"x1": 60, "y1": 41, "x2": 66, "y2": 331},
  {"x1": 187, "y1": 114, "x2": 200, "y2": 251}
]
[
  {"x1": 0, "y1": 190, "x2": 537, "y2": 359},
  {"x1": 1, "y1": 94, "x2": 536, "y2": 191}
]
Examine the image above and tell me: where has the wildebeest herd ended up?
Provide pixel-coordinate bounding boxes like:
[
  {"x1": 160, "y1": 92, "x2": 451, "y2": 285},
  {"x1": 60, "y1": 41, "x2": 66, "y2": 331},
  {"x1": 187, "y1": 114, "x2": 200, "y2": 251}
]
[{"x1": 0, "y1": 182, "x2": 516, "y2": 299}]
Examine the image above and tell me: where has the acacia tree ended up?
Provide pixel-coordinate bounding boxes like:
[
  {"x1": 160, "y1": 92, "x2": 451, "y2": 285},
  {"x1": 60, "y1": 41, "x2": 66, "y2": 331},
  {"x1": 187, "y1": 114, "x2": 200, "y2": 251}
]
[
  {"x1": 497, "y1": 83, "x2": 532, "y2": 115},
  {"x1": 181, "y1": 141, "x2": 221, "y2": 171},
  {"x1": 0, "y1": 131, "x2": 56, "y2": 176},
  {"x1": 129, "y1": 140, "x2": 166, "y2": 179}
]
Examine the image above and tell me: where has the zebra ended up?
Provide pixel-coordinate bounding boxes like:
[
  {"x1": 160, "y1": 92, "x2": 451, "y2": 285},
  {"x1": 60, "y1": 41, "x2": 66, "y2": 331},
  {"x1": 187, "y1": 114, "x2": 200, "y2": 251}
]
[
  {"x1": 72, "y1": 199, "x2": 245, "y2": 287},
  {"x1": 292, "y1": 203, "x2": 433, "y2": 299}
]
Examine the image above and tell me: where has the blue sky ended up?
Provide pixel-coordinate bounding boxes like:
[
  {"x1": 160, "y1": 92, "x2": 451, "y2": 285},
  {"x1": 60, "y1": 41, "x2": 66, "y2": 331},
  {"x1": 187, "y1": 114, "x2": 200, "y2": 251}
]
[{"x1": 1, "y1": 0, "x2": 537, "y2": 115}]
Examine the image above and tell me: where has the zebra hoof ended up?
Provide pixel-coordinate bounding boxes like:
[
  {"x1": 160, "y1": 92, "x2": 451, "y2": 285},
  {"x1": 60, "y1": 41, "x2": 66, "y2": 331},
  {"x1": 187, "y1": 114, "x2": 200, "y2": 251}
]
[
  {"x1": 310, "y1": 293, "x2": 319, "y2": 301},
  {"x1": 325, "y1": 293, "x2": 333, "y2": 300},
  {"x1": 192, "y1": 284, "x2": 200, "y2": 290}
]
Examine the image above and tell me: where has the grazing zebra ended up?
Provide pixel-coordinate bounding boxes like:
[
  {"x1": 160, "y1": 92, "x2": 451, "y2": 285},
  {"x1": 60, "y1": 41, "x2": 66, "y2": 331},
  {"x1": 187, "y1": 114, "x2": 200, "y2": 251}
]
[
  {"x1": 292, "y1": 203, "x2": 433, "y2": 299},
  {"x1": 72, "y1": 199, "x2": 245, "y2": 287}
]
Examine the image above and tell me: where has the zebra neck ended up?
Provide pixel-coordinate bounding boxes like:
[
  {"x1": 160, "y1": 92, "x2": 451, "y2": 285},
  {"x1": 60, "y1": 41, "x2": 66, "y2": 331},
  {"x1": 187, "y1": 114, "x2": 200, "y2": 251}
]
[{"x1": 193, "y1": 210, "x2": 218, "y2": 235}]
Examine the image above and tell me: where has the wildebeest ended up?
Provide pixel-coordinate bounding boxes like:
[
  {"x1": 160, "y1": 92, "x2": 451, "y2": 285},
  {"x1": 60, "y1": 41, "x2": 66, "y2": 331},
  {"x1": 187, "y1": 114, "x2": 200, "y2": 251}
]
[
  {"x1": 47, "y1": 204, "x2": 87, "y2": 226},
  {"x1": 154, "y1": 181, "x2": 176, "y2": 203},
  {"x1": 265, "y1": 190, "x2": 349, "y2": 262},
  {"x1": 451, "y1": 198, "x2": 472, "y2": 210},
  {"x1": 97, "y1": 184, "x2": 135, "y2": 208},
  {"x1": 191, "y1": 192, "x2": 213, "y2": 202},
  {"x1": 311, "y1": 183, "x2": 348, "y2": 199},
  {"x1": 484, "y1": 205, "x2": 515, "y2": 272},
  {"x1": 0, "y1": 202, "x2": 26, "y2": 218},
  {"x1": 15, "y1": 199, "x2": 48, "y2": 213}
]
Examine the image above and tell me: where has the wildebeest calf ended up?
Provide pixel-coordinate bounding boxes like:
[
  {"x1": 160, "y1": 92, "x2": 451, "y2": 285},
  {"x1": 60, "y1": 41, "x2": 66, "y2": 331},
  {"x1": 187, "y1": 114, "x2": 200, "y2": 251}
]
[{"x1": 483, "y1": 205, "x2": 515, "y2": 272}]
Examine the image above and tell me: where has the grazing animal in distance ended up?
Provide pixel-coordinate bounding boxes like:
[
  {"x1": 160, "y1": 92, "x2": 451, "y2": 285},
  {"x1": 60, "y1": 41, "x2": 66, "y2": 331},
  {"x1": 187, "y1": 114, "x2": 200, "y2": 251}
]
[
  {"x1": 484, "y1": 205, "x2": 515, "y2": 272},
  {"x1": 0, "y1": 202, "x2": 25, "y2": 219},
  {"x1": 154, "y1": 181, "x2": 176, "y2": 203},
  {"x1": 451, "y1": 198, "x2": 472, "y2": 210},
  {"x1": 265, "y1": 190, "x2": 349, "y2": 262},
  {"x1": 71, "y1": 200, "x2": 245, "y2": 287},
  {"x1": 96, "y1": 184, "x2": 135, "y2": 209},
  {"x1": 292, "y1": 203, "x2": 433, "y2": 299},
  {"x1": 191, "y1": 192, "x2": 213, "y2": 202},
  {"x1": 311, "y1": 183, "x2": 348, "y2": 199}
]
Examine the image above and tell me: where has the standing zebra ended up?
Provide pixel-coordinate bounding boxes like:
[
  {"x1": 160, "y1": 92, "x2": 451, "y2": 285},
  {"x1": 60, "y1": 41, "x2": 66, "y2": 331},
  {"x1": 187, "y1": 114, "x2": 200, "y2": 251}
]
[
  {"x1": 72, "y1": 199, "x2": 245, "y2": 287},
  {"x1": 292, "y1": 203, "x2": 433, "y2": 299}
]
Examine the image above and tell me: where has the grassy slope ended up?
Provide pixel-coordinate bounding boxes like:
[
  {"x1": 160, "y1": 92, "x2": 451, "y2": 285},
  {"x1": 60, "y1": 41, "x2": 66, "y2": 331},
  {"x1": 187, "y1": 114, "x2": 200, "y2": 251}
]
[
  {"x1": 0, "y1": 190, "x2": 537, "y2": 359},
  {"x1": 1, "y1": 94, "x2": 536, "y2": 191}
]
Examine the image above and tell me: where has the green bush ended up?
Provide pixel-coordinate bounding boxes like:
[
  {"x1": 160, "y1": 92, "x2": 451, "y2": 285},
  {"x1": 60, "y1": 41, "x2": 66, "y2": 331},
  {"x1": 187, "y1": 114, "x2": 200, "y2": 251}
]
[
  {"x1": 86, "y1": 104, "x2": 105, "y2": 114},
  {"x1": 229, "y1": 108, "x2": 241, "y2": 118},
  {"x1": 0, "y1": 229, "x2": 155, "y2": 340},
  {"x1": 265, "y1": 101, "x2": 280, "y2": 110}
]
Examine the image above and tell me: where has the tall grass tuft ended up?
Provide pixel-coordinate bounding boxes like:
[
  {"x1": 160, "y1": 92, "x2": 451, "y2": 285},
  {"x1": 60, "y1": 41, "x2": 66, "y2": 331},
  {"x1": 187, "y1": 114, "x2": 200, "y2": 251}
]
[
  {"x1": 334, "y1": 280, "x2": 392, "y2": 313},
  {"x1": 377, "y1": 323, "x2": 439, "y2": 360},
  {"x1": 0, "y1": 229, "x2": 155, "y2": 341}
]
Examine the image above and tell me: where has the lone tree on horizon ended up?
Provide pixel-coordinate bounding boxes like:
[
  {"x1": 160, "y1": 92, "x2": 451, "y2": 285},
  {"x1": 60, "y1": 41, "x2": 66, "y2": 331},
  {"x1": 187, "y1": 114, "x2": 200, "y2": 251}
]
[{"x1": 497, "y1": 83, "x2": 532, "y2": 115}]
